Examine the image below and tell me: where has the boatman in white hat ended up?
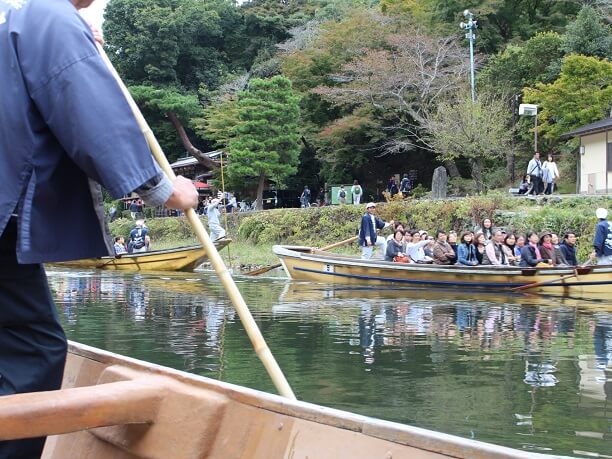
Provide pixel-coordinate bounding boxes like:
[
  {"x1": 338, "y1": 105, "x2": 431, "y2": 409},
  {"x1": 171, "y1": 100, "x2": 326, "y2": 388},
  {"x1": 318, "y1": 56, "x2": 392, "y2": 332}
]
[
  {"x1": 207, "y1": 194, "x2": 226, "y2": 241},
  {"x1": 359, "y1": 202, "x2": 393, "y2": 259},
  {"x1": 0, "y1": 0, "x2": 198, "y2": 456},
  {"x1": 591, "y1": 208, "x2": 612, "y2": 265}
]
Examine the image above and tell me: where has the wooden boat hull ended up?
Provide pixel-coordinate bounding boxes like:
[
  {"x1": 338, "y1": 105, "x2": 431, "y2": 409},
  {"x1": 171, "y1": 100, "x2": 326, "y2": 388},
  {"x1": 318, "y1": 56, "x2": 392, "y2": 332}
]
[
  {"x1": 27, "y1": 341, "x2": 554, "y2": 458},
  {"x1": 54, "y1": 239, "x2": 231, "y2": 272},
  {"x1": 273, "y1": 245, "x2": 612, "y2": 295}
]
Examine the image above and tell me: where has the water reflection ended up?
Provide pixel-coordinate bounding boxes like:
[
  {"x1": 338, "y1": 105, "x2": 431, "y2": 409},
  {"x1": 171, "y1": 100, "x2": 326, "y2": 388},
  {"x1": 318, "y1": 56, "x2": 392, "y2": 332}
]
[{"x1": 46, "y1": 269, "x2": 612, "y2": 457}]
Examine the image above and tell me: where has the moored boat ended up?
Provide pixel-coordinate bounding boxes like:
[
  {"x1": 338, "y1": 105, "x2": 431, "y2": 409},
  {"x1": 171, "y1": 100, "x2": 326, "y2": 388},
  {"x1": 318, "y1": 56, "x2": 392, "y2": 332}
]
[
  {"x1": 54, "y1": 239, "x2": 231, "y2": 272},
  {"x1": 273, "y1": 245, "x2": 612, "y2": 295},
  {"x1": 0, "y1": 341, "x2": 560, "y2": 458}
]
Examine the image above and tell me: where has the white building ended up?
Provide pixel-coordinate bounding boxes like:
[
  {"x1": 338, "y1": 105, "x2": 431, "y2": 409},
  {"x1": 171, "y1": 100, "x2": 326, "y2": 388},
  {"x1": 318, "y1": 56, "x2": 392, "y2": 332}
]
[{"x1": 564, "y1": 117, "x2": 612, "y2": 194}]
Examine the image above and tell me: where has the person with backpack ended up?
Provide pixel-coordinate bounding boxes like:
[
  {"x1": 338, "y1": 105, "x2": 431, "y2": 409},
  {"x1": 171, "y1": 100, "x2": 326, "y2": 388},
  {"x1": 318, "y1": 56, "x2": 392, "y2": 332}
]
[
  {"x1": 300, "y1": 185, "x2": 311, "y2": 208},
  {"x1": 351, "y1": 180, "x2": 362, "y2": 205},
  {"x1": 129, "y1": 219, "x2": 149, "y2": 253},
  {"x1": 338, "y1": 185, "x2": 348, "y2": 204},
  {"x1": 399, "y1": 174, "x2": 411, "y2": 197}
]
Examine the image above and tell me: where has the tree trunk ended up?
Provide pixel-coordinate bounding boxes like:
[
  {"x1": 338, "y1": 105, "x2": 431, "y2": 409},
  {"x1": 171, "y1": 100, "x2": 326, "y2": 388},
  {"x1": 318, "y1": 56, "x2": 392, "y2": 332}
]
[
  {"x1": 255, "y1": 172, "x2": 266, "y2": 211},
  {"x1": 443, "y1": 160, "x2": 460, "y2": 179},
  {"x1": 166, "y1": 111, "x2": 220, "y2": 170},
  {"x1": 470, "y1": 157, "x2": 485, "y2": 193}
]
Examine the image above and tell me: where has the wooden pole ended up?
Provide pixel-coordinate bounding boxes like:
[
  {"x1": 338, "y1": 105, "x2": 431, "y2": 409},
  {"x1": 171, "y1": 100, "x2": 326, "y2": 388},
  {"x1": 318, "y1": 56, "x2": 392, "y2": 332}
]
[{"x1": 96, "y1": 44, "x2": 295, "y2": 400}]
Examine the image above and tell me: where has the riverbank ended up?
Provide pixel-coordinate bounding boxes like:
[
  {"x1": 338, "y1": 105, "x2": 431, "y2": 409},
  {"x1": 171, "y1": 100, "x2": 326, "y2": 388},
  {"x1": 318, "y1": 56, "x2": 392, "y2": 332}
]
[{"x1": 108, "y1": 194, "x2": 611, "y2": 269}]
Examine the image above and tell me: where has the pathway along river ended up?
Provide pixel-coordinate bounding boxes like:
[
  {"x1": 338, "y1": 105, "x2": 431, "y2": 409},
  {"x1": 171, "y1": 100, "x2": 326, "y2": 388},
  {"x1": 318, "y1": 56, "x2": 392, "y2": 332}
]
[{"x1": 47, "y1": 268, "x2": 611, "y2": 458}]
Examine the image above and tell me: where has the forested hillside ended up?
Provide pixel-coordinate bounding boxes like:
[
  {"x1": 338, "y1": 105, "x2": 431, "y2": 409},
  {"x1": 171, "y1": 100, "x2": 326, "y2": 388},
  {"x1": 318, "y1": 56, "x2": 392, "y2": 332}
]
[{"x1": 103, "y1": 0, "x2": 612, "y2": 205}]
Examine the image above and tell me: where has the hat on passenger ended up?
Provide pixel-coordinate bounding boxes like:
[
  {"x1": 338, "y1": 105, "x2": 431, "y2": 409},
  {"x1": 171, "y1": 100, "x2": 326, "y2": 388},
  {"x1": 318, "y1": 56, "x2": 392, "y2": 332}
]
[
  {"x1": 596, "y1": 208, "x2": 608, "y2": 219},
  {"x1": 366, "y1": 202, "x2": 376, "y2": 208}
]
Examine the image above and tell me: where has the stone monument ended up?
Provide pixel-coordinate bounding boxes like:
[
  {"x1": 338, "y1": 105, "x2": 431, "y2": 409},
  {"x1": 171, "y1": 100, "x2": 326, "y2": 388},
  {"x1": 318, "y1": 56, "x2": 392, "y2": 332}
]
[{"x1": 431, "y1": 166, "x2": 448, "y2": 199}]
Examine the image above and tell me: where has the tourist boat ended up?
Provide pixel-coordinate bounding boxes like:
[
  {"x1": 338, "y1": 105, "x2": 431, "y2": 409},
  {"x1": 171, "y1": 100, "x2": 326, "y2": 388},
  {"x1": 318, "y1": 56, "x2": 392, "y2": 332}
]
[
  {"x1": 273, "y1": 245, "x2": 612, "y2": 295},
  {"x1": 55, "y1": 239, "x2": 231, "y2": 272},
  {"x1": 0, "y1": 341, "x2": 553, "y2": 459}
]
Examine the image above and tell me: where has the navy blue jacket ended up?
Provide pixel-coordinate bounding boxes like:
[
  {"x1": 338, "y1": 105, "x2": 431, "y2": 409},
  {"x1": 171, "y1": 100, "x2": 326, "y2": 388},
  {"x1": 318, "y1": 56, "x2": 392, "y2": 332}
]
[
  {"x1": 520, "y1": 245, "x2": 547, "y2": 267},
  {"x1": 359, "y1": 213, "x2": 385, "y2": 247},
  {"x1": 0, "y1": 0, "x2": 160, "y2": 263},
  {"x1": 593, "y1": 219, "x2": 612, "y2": 257},
  {"x1": 559, "y1": 241, "x2": 577, "y2": 266}
]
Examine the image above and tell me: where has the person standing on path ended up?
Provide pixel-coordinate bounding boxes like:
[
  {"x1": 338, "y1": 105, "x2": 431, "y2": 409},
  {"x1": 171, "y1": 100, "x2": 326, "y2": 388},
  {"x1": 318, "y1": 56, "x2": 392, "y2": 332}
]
[
  {"x1": 338, "y1": 185, "x2": 348, "y2": 204},
  {"x1": 207, "y1": 198, "x2": 226, "y2": 241},
  {"x1": 527, "y1": 152, "x2": 543, "y2": 195},
  {"x1": 359, "y1": 202, "x2": 393, "y2": 259},
  {"x1": 0, "y1": 1, "x2": 198, "y2": 456},
  {"x1": 351, "y1": 180, "x2": 362, "y2": 205},
  {"x1": 300, "y1": 185, "x2": 311, "y2": 208},
  {"x1": 542, "y1": 154, "x2": 560, "y2": 195},
  {"x1": 591, "y1": 208, "x2": 612, "y2": 264}
]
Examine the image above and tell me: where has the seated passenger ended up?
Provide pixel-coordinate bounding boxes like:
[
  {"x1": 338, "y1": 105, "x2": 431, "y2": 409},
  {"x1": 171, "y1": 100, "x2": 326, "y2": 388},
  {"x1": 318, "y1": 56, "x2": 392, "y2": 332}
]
[
  {"x1": 520, "y1": 231, "x2": 552, "y2": 267},
  {"x1": 474, "y1": 232, "x2": 487, "y2": 264},
  {"x1": 502, "y1": 233, "x2": 520, "y2": 266},
  {"x1": 551, "y1": 233, "x2": 568, "y2": 266},
  {"x1": 559, "y1": 232, "x2": 578, "y2": 266},
  {"x1": 385, "y1": 230, "x2": 409, "y2": 262},
  {"x1": 114, "y1": 236, "x2": 127, "y2": 255},
  {"x1": 456, "y1": 232, "x2": 478, "y2": 266},
  {"x1": 386, "y1": 222, "x2": 405, "y2": 242},
  {"x1": 432, "y1": 230, "x2": 456, "y2": 265},
  {"x1": 482, "y1": 230, "x2": 510, "y2": 265},
  {"x1": 538, "y1": 232, "x2": 560, "y2": 266},
  {"x1": 514, "y1": 235, "x2": 526, "y2": 258},
  {"x1": 406, "y1": 231, "x2": 433, "y2": 263},
  {"x1": 518, "y1": 175, "x2": 530, "y2": 195}
]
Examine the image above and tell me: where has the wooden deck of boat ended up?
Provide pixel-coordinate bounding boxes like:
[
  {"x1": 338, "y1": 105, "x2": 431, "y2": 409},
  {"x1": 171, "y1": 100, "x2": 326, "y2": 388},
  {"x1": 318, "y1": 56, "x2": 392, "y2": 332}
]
[{"x1": 0, "y1": 342, "x2": 560, "y2": 459}]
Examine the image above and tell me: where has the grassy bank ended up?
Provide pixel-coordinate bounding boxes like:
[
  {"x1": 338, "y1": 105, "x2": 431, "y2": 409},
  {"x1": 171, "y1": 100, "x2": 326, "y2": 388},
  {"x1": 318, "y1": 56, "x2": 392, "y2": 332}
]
[{"x1": 108, "y1": 194, "x2": 611, "y2": 268}]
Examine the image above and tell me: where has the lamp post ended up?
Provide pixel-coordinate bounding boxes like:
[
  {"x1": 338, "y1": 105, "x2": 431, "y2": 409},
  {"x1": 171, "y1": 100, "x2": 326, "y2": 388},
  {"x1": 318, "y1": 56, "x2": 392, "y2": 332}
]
[
  {"x1": 519, "y1": 103, "x2": 539, "y2": 153},
  {"x1": 460, "y1": 10, "x2": 477, "y2": 102}
]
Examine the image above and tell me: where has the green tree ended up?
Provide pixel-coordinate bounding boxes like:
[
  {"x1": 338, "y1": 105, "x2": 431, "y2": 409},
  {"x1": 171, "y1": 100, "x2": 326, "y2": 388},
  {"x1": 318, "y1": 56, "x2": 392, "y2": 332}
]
[
  {"x1": 423, "y1": 91, "x2": 512, "y2": 192},
  {"x1": 479, "y1": 32, "x2": 563, "y2": 96},
  {"x1": 226, "y1": 77, "x2": 301, "y2": 209},
  {"x1": 562, "y1": 5, "x2": 612, "y2": 59},
  {"x1": 523, "y1": 55, "x2": 612, "y2": 142}
]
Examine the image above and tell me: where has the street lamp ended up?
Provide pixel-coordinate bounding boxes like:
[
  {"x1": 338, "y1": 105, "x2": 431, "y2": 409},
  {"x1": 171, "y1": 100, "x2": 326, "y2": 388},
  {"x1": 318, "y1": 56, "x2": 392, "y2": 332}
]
[
  {"x1": 519, "y1": 103, "x2": 539, "y2": 153},
  {"x1": 459, "y1": 9, "x2": 477, "y2": 102}
]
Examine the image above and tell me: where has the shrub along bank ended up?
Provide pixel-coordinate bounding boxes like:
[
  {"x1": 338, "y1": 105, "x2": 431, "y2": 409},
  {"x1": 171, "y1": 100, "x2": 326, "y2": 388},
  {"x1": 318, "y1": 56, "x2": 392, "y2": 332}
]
[{"x1": 108, "y1": 195, "x2": 610, "y2": 263}]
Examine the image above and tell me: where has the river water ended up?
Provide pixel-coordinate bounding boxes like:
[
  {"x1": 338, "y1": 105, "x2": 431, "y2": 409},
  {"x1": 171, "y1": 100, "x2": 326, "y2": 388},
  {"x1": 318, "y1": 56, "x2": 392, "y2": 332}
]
[{"x1": 47, "y1": 268, "x2": 611, "y2": 458}]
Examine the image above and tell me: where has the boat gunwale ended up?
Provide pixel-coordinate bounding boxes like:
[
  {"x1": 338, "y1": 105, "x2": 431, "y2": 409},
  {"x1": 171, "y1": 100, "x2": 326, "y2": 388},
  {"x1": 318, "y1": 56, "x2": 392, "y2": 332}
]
[
  {"x1": 66, "y1": 341, "x2": 553, "y2": 459},
  {"x1": 97, "y1": 239, "x2": 231, "y2": 261},
  {"x1": 273, "y1": 245, "x2": 612, "y2": 276}
]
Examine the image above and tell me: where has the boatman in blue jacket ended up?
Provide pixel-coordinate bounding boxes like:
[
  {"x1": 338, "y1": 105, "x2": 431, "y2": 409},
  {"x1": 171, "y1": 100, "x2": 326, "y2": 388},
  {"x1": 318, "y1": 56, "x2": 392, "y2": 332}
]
[
  {"x1": 359, "y1": 202, "x2": 393, "y2": 259},
  {"x1": 591, "y1": 208, "x2": 612, "y2": 265},
  {"x1": 0, "y1": 0, "x2": 198, "y2": 457}
]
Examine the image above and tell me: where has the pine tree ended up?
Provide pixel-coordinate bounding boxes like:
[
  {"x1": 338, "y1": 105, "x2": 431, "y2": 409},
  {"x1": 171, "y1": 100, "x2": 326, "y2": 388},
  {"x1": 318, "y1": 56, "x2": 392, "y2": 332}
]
[{"x1": 227, "y1": 77, "x2": 301, "y2": 209}]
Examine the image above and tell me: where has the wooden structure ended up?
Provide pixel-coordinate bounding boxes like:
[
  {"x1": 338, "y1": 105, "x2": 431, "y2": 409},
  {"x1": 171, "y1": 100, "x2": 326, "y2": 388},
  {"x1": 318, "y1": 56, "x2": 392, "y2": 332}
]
[
  {"x1": 0, "y1": 341, "x2": 559, "y2": 459},
  {"x1": 55, "y1": 241, "x2": 231, "y2": 272},
  {"x1": 563, "y1": 117, "x2": 612, "y2": 194},
  {"x1": 273, "y1": 245, "x2": 612, "y2": 295}
]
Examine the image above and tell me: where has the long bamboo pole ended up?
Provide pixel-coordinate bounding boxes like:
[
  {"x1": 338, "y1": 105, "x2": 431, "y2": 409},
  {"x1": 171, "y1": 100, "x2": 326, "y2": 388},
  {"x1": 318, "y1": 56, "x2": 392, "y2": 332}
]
[{"x1": 96, "y1": 44, "x2": 295, "y2": 400}]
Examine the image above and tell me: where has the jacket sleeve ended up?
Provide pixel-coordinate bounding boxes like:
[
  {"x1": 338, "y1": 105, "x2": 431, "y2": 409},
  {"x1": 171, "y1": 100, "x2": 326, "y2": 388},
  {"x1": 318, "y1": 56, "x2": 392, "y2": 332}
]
[
  {"x1": 23, "y1": 9, "x2": 160, "y2": 198},
  {"x1": 520, "y1": 247, "x2": 542, "y2": 267},
  {"x1": 485, "y1": 243, "x2": 499, "y2": 265},
  {"x1": 593, "y1": 223, "x2": 605, "y2": 255}
]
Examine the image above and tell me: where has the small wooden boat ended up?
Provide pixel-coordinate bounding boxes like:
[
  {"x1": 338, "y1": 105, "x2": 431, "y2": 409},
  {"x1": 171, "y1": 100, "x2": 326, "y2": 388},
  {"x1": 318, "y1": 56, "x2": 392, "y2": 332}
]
[
  {"x1": 55, "y1": 239, "x2": 231, "y2": 272},
  {"x1": 0, "y1": 341, "x2": 554, "y2": 459},
  {"x1": 273, "y1": 245, "x2": 612, "y2": 295}
]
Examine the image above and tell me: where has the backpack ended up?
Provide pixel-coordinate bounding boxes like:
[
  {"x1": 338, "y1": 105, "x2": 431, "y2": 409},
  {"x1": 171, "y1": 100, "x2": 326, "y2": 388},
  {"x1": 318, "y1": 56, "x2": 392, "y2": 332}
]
[
  {"x1": 353, "y1": 185, "x2": 361, "y2": 195},
  {"x1": 339, "y1": 190, "x2": 346, "y2": 198}
]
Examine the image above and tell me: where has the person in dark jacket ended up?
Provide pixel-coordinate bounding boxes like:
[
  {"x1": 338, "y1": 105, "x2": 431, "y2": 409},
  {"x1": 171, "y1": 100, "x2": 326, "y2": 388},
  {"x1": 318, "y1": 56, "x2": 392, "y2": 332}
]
[
  {"x1": 0, "y1": 2, "x2": 198, "y2": 457},
  {"x1": 591, "y1": 208, "x2": 612, "y2": 264},
  {"x1": 385, "y1": 230, "x2": 408, "y2": 262},
  {"x1": 359, "y1": 202, "x2": 392, "y2": 259},
  {"x1": 520, "y1": 232, "x2": 552, "y2": 267},
  {"x1": 559, "y1": 232, "x2": 578, "y2": 266}
]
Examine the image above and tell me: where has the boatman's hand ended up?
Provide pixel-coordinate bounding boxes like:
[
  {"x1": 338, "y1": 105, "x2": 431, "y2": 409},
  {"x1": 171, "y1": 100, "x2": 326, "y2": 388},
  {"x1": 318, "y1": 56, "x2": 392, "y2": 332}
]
[{"x1": 165, "y1": 176, "x2": 199, "y2": 210}]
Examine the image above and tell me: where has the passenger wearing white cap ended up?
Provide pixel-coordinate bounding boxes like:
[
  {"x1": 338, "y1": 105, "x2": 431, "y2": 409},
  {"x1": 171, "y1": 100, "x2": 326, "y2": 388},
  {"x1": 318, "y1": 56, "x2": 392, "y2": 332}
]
[
  {"x1": 207, "y1": 196, "x2": 226, "y2": 241},
  {"x1": 359, "y1": 202, "x2": 393, "y2": 259},
  {"x1": 591, "y1": 208, "x2": 612, "y2": 264}
]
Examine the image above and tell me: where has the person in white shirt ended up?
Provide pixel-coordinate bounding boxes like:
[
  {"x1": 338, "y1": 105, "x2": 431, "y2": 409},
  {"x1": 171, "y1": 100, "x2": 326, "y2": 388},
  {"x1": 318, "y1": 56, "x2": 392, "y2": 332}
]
[
  {"x1": 542, "y1": 154, "x2": 559, "y2": 195},
  {"x1": 526, "y1": 152, "x2": 543, "y2": 195},
  {"x1": 406, "y1": 231, "x2": 433, "y2": 263},
  {"x1": 351, "y1": 180, "x2": 363, "y2": 205},
  {"x1": 207, "y1": 198, "x2": 226, "y2": 241}
]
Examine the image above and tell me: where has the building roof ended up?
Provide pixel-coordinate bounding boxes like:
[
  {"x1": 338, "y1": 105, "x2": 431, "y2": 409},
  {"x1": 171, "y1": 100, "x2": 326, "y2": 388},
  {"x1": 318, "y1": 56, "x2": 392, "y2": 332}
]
[
  {"x1": 562, "y1": 117, "x2": 612, "y2": 139},
  {"x1": 169, "y1": 151, "x2": 223, "y2": 169}
]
